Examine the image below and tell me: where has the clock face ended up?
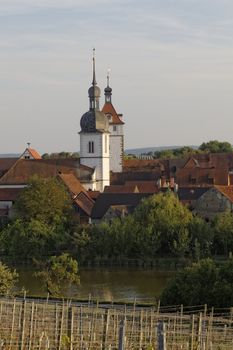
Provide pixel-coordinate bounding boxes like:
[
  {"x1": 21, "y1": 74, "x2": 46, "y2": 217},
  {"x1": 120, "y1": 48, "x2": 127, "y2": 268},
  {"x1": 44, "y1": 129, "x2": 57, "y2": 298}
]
[{"x1": 106, "y1": 114, "x2": 112, "y2": 122}]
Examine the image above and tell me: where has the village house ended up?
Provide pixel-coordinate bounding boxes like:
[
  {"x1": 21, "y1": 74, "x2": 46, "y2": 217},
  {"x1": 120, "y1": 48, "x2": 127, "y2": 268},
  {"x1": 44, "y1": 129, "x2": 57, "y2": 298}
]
[{"x1": 193, "y1": 186, "x2": 233, "y2": 219}]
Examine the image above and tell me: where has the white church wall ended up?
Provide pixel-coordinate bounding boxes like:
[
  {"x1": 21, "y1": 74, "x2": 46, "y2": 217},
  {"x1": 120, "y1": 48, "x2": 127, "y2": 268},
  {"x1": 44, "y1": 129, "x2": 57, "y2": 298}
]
[
  {"x1": 80, "y1": 132, "x2": 110, "y2": 192},
  {"x1": 110, "y1": 135, "x2": 123, "y2": 172}
]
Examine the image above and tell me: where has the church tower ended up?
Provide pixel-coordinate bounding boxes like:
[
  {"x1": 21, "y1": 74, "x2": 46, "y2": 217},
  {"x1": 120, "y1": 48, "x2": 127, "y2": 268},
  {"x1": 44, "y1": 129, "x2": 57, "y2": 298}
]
[
  {"x1": 79, "y1": 51, "x2": 110, "y2": 192},
  {"x1": 102, "y1": 70, "x2": 124, "y2": 173}
]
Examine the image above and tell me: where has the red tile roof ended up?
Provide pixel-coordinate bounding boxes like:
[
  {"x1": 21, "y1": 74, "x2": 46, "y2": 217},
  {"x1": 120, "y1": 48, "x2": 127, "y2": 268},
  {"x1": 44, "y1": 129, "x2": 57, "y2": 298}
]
[
  {"x1": 74, "y1": 192, "x2": 94, "y2": 217},
  {"x1": 123, "y1": 159, "x2": 166, "y2": 172},
  {"x1": 214, "y1": 185, "x2": 233, "y2": 203},
  {"x1": 176, "y1": 166, "x2": 229, "y2": 187},
  {"x1": 102, "y1": 103, "x2": 124, "y2": 125},
  {"x1": 87, "y1": 190, "x2": 100, "y2": 200},
  {"x1": 125, "y1": 181, "x2": 159, "y2": 193},
  {"x1": 59, "y1": 173, "x2": 94, "y2": 216},
  {"x1": 0, "y1": 159, "x2": 94, "y2": 185},
  {"x1": 104, "y1": 184, "x2": 139, "y2": 193},
  {"x1": 58, "y1": 173, "x2": 86, "y2": 196},
  {"x1": 28, "y1": 148, "x2": 41, "y2": 159},
  {"x1": 0, "y1": 188, "x2": 23, "y2": 201},
  {"x1": 0, "y1": 158, "x2": 18, "y2": 177}
]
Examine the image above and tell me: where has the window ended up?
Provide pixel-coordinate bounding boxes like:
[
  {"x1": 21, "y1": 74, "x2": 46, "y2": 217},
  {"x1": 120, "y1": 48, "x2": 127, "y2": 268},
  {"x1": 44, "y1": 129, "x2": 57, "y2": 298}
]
[
  {"x1": 88, "y1": 141, "x2": 94, "y2": 153},
  {"x1": 113, "y1": 125, "x2": 117, "y2": 132}
]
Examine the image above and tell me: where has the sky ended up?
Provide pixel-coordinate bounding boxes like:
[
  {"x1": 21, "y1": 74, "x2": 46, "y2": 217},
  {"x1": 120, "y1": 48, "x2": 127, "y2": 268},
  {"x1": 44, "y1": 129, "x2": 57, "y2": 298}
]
[{"x1": 1, "y1": 0, "x2": 233, "y2": 154}]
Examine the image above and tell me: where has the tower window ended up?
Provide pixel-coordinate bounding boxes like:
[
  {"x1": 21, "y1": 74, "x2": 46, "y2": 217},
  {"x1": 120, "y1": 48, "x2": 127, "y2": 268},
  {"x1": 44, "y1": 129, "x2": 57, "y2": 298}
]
[{"x1": 88, "y1": 141, "x2": 94, "y2": 153}]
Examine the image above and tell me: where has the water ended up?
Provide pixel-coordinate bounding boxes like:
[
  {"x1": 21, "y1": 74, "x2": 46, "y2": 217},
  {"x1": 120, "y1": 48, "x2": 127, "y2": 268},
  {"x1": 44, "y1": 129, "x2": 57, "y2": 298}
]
[{"x1": 17, "y1": 267, "x2": 174, "y2": 302}]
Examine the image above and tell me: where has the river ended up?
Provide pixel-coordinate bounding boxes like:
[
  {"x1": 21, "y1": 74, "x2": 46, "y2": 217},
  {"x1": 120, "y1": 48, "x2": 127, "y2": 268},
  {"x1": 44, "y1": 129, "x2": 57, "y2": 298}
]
[{"x1": 17, "y1": 267, "x2": 174, "y2": 302}]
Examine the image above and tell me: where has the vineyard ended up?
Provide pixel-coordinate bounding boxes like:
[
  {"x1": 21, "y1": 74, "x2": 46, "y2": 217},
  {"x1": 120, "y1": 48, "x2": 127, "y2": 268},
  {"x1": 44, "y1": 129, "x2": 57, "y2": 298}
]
[{"x1": 0, "y1": 297, "x2": 232, "y2": 349}]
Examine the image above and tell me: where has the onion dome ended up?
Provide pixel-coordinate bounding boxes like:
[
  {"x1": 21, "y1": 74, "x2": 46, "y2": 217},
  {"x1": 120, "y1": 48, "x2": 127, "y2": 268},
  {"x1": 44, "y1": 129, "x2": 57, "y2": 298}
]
[
  {"x1": 104, "y1": 69, "x2": 112, "y2": 103},
  {"x1": 80, "y1": 110, "x2": 109, "y2": 133},
  {"x1": 80, "y1": 50, "x2": 109, "y2": 133}
]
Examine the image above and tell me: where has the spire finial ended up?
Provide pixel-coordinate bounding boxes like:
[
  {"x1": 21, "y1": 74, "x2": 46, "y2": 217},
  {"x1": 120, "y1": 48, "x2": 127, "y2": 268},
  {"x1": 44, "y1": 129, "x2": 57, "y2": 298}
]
[
  {"x1": 107, "y1": 68, "x2": 111, "y2": 87},
  {"x1": 92, "y1": 48, "x2": 97, "y2": 86}
]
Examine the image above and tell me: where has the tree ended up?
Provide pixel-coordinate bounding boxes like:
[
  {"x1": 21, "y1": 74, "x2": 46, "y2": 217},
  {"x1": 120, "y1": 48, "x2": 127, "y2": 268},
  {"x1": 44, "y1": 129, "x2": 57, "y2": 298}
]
[
  {"x1": 212, "y1": 211, "x2": 233, "y2": 255},
  {"x1": 132, "y1": 192, "x2": 192, "y2": 257},
  {"x1": 160, "y1": 259, "x2": 218, "y2": 306},
  {"x1": 0, "y1": 262, "x2": 18, "y2": 296},
  {"x1": 161, "y1": 258, "x2": 233, "y2": 307},
  {"x1": 199, "y1": 140, "x2": 233, "y2": 153},
  {"x1": 15, "y1": 175, "x2": 73, "y2": 226},
  {"x1": 0, "y1": 219, "x2": 68, "y2": 260},
  {"x1": 188, "y1": 216, "x2": 213, "y2": 259},
  {"x1": 35, "y1": 253, "x2": 80, "y2": 297}
]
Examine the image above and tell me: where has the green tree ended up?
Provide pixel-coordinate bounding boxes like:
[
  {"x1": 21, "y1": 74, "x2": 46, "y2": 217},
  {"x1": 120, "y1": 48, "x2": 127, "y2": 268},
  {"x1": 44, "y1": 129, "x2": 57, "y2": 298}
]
[
  {"x1": 15, "y1": 175, "x2": 72, "y2": 226},
  {"x1": 199, "y1": 140, "x2": 233, "y2": 153},
  {"x1": 0, "y1": 262, "x2": 18, "y2": 296},
  {"x1": 161, "y1": 259, "x2": 218, "y2": 306},
  {"x1": 212, "y1": 211, "x2": 233, "y2": 255},
  {"x1": 161, "y1": 258, "x2": 233, "y2": 307},
  {"x1": 35, "y1": 253, "x2": 80, "y2": 297},
  {"x1": 213, "y1": 259, "x2": 233, "y2": 307},
  {"x1": 188, "y1": 216, "x2": 213, "y2": 259},
  {"x1": 0, "y1": 219, "x2": 68, "y2": 260},
  {"x1": 133, "y1": 192, "x2": 192, "y2": 257}
]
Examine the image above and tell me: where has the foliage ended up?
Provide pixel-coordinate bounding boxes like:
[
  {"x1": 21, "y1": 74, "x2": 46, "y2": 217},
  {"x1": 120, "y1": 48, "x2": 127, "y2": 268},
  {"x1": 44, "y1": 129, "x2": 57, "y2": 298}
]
[
  {"x1": 199, "y1": 140, "x2": 233, "y2": 153},
  {"x1": 188, "y1": 216, "x2": 213, "y2": 260},
  {"x1": 132, "y1": 192, "x2": 192, "y2": 257},
  {"x1": 161, "y1": 258, "x2": 233, "y2": 307},
  {"x1": 15, "y1": 175, "x2": 73, "y2": 226},
  {"x1": 0, "y1": 261, "x2": 18, "y2": 296},
  {"x1": 123, "y1": 153, "x2": 137, "y2": 159},
  {"x1": 140, "y1": 146, "x2": 199, "y2": 160},
  {"x1": 0, "y1": 219, "x2": 69, "y2": 260},
  {"x1": 212, "y1": 211, "x2": 233, "y2": 255},
  {"x1": 161, "y1": 259, "x2": 218, "y2": 306},
  {"x1": 139, "y1": 140, "x2": 233, "y2": 160},
  {"x1": 42, "y1": 152, "x2": 79, "y2": 159},
  {"x1": 35, "y1": 253, "x2": 80, "y2": 297}
]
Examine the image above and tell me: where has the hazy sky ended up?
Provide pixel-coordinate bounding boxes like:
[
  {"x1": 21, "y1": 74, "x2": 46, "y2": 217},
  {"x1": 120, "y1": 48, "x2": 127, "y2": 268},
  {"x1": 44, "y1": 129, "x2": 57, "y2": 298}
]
[{"x1": 1, "y1": 0, "x2": 233, "y2": 154}]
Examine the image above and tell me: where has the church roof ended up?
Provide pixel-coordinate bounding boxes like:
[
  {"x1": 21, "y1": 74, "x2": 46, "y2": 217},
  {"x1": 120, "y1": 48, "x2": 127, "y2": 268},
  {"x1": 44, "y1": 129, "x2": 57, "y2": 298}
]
[{"x1": 80, "y1": 110, "x2": 109, "y2": 133}]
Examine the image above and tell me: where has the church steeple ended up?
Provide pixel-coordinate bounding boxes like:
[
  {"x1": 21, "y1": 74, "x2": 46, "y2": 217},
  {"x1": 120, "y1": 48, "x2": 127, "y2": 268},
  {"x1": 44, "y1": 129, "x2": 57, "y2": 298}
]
[
  {"x1": 104, "y1": 68, "x2": 112, "y2": 103},
  {"x1": 92, "y1": 48, "x2": 97, "y2": 86},
  {"x1": 88, "y1": 48, "x2": 101, "y2": 110}
]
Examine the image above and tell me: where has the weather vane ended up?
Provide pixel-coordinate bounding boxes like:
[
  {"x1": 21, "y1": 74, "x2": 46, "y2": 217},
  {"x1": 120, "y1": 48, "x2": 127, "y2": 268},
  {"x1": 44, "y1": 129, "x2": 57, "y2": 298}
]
[{"x1": 107, "y1": 68, "x2": 111, "y2": 86}]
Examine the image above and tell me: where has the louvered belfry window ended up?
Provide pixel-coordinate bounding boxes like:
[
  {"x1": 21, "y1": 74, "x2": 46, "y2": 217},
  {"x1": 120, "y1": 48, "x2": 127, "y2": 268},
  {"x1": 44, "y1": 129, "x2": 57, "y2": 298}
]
[{"x1": 88, "y1": 141, "x2": 94, "y2": 153}]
